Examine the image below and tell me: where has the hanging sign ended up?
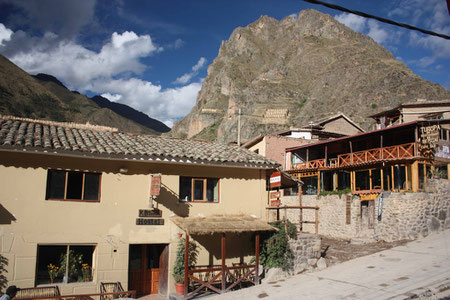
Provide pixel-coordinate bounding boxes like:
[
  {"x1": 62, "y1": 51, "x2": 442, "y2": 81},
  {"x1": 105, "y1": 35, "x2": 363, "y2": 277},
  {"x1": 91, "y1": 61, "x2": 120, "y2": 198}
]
[
  {"x1": 150, "y1": 175, "x2": 161, "y2": 196},
  {"x1": 418, "y1": 125, "x2": 440, "y2": 158},
  {"x1": 270, "y1": 171, "x2": 281, "y2": 188}
]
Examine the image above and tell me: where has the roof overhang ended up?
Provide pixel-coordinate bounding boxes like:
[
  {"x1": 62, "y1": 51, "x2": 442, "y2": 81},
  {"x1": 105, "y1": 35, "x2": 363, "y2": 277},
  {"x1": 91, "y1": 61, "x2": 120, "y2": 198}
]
[
  {"x1": 171, "y1": 215, "x2": 278, "y2": 235},
  {"x1": 0, "y1": 146, "x2": 279, "y2": 170}
]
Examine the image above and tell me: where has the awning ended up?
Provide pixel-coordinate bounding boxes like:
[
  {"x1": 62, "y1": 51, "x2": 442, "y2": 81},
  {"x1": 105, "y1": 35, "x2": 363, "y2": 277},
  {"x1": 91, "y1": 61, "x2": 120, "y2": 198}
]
[{"x1": 171, "y1": 214, "x2": 278, "y2": 235}]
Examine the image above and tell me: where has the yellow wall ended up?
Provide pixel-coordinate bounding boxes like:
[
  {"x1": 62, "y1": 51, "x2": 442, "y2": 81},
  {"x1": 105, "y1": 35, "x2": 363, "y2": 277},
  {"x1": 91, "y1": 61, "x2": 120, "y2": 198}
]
[{"x1": 0, "y1": 151, "x2": 268, "y2": 295}]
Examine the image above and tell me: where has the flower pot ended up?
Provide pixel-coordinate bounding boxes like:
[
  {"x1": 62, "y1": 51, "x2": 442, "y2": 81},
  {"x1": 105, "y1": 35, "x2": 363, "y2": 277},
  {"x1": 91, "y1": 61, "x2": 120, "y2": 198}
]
[{"x1": 175, "y1": 283, "x2": 184, "y2": 295}]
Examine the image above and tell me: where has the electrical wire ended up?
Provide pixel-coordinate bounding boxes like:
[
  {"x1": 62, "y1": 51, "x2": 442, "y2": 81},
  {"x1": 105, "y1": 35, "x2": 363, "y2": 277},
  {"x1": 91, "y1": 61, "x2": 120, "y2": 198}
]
[{"x1": 302, "y1": 0, "x2": 450, "y2": 40}]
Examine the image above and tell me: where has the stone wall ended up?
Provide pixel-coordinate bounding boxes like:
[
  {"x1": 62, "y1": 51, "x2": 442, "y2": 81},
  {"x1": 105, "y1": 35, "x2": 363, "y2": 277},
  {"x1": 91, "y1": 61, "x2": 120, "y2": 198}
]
[
  {"x1": 289, "y1": 233, "x2": 322, "y2": 274},
  {"x1": 374, "y1": 179, "x2": 450, "y2": 242},
  {"x1": 263, "y1": 233, "x2": 322, "y2": 282},
  {"x1": 281, "y1": 194, "x2": 362, "y2": 239},
  {"x1": 277, "y1": 179, "x2": 450, "y2": 242}
]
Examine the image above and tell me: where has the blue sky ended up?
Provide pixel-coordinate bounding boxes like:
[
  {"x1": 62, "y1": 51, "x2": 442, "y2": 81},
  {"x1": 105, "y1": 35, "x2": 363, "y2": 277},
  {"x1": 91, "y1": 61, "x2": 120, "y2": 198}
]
[{"x1": 0, "y1": 0, "x2": 448, "y2": 127}]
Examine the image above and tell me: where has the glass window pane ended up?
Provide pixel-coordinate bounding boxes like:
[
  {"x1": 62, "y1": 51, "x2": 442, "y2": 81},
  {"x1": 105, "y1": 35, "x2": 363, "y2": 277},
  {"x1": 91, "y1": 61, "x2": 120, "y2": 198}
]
[
  {"x1": 67, "y1": 246, "x2": 94, "y2": 283},
  {"x1": 193, "y1": 179, "x2": 204, "y2": 200},
  {"x1": 66, "y1": 172, "x2": 83, "y2": 199},
  {"x1": 129, "y1": 245, "x2": 142, "y2": 270},
  {"x1": 36, "y1": 245, "x2": 66, "y2": 285},
  {"x1": 179, "y1": 177, "x2": 191, "y2": 201},
  {"x1": 207, "y1": 179, "x2": 219, "y2": 202},
  {"x1": 47, "y1": 170, "x2": 66, "y2": 199},
  {"x1": 83, "y1": 173, "x2": 100, "y2": 200}
]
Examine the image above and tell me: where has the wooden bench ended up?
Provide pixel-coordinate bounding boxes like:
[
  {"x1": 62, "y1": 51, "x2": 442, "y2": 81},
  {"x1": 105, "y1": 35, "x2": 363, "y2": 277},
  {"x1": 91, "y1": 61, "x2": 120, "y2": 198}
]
[{"x1": 15, "y1": 286, "x2": 60, "y2": 300}]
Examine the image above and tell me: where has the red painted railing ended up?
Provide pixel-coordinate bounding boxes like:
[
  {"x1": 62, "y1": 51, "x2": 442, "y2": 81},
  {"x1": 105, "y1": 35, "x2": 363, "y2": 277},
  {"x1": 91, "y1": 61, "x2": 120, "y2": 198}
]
[{"x1": 290, "y1": 142, "x2": 416, "y2": 170}]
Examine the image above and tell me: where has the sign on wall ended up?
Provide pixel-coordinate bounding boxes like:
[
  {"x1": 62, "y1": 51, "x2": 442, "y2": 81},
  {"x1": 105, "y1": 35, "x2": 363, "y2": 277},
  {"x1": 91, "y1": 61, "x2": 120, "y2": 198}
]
[
  {"x1": 150, "y1": 175, "x2": 161, "y2": 196},
  {"x1": 418, "y1": 125, "x2": 440, "y2": 158},
  {"x1": 270, "y1": 171, "x2": 281, "y2": 188}
]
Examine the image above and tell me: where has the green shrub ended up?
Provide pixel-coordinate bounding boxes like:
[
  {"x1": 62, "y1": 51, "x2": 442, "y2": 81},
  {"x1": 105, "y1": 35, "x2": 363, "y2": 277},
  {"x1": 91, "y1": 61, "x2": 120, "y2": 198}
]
[
  {"x1": 259, "y1": 220, "x2": 297, "y2": 271},
  {"x1": 173, "y1": 237, "x2": 199, "y2": 283}
]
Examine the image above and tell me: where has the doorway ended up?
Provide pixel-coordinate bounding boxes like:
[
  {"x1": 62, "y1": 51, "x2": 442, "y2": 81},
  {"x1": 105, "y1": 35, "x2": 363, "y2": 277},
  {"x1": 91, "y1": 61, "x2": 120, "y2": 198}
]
[{"x1": 128, "y1": 244, "x2": 168, "y2": 297}]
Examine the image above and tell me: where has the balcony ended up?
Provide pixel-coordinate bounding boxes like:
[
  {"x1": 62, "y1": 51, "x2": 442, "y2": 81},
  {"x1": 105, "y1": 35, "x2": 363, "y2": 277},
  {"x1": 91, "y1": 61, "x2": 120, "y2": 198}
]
[{"x1": 291, "y1": 142, "x2": 416, "y2": 171}]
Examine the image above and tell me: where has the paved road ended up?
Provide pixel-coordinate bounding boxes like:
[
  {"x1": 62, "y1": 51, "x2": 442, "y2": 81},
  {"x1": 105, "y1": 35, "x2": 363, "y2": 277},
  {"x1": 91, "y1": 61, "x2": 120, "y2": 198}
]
[{"x1": 207, "y1": 230, "x2": 450, "y2": 300}]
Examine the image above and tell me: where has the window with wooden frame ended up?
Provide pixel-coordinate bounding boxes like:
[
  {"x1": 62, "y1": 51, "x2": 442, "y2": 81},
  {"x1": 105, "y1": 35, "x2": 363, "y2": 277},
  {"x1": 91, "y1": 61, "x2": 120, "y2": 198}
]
[
  {"x1": 36, "y1": 244, "x2": 95, "y2": 285},
  {"x1": 179, "y1": 177, "x2": 219, "y2": 202},
  {"x1": 46, "y1": 170, "x2": 101, "y2": 201}
]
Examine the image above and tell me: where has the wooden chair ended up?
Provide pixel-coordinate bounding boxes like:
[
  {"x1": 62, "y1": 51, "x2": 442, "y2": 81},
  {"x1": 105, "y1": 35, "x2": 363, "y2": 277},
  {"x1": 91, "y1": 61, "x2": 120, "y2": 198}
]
[
  {"x1": 100, "y1": 282, "x2": 125, "y2": 300},
  {"x1": 15, "y1": 286, "x2": 60, "y2": 300}
]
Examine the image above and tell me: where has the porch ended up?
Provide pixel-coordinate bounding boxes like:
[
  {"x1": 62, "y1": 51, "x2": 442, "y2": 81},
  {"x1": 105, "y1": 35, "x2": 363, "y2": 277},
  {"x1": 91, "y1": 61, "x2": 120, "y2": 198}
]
[{"x1": 171, "y1": 215, "x2": 277, "y2": 299}]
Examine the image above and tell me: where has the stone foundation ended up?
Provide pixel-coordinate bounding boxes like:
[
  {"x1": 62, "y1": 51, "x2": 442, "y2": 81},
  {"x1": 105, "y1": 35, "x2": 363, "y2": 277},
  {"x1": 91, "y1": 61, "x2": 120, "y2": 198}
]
[
  {"x1": 289, "y1": 233, "x2": 322, "y2": 274},
  {"x1": 277, "y1": 179, "x2": 450, "y2": 242}
]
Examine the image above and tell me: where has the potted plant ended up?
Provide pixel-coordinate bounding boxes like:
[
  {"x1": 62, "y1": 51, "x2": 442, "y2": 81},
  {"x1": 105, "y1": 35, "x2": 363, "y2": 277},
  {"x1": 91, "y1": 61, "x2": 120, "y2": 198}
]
[
  {"x1": 173, "y1": 236, "x2": 198, "y2": 295},
  {"x1": 47, "y1": 263, "x2": 59, "y2": 284}
]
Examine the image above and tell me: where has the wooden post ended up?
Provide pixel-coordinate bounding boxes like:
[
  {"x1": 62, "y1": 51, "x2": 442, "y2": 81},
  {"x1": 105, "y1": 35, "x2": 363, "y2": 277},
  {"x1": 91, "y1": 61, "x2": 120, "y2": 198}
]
[
  {"x1": 255, "y1": 233, "x2": 260, "y2": 285},
  {"x1": 299, "y1": 183, "x2": 303, "y2": 231},
  {"x1": 369, "y1": 169, "x2": 373, "y2": 190},
  {"x1": 221, "y1": 233, "x2": 226, "y2": 293},
  {"x1": 411, "y1": 161, "x2": 419, "y2": 192},
  {"x1": 349, "y1": 141, "x2": 353, "y2": 164},
  {"x1": 317, "y1": 171, "x2": 321, "y2": 195},
  {"x1": 405, "y1": 164, "x2": 409, "y2": 191},
  {"x1": 325, "y1": 146, "x2": 328, "y2": 166},
  {"x1": 380, "y1": 135, "x2": 383, "y2": 160},
  {"x1": 391, "y1": 165, "x2": 394, "y2": 191},
  {"x1": 184, "y1": 234, "x2": 189, "y2": 299},
  {"x1": 306, "y1": 149, "x2": 309, "y2": 163},
  {"x1": 414, "y1": 127, "x2": 418, "y2": 156},
  {"x1": 380, "y1": 168, "x2": 384, "y2": 190},
  {"x1": 315, "y1": 208, "x2": 319, "y2": 234}
]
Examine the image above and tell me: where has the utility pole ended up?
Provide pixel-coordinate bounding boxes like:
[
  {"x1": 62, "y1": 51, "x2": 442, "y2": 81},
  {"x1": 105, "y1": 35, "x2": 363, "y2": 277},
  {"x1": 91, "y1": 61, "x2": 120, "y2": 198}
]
[{"x1": 237, "y1": 108, "x2": 241, "y2": 146}]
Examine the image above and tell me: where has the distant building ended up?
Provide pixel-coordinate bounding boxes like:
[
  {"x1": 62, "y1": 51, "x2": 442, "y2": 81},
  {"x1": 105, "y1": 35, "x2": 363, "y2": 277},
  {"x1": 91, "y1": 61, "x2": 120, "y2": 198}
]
[
  {"x1": 243, "y1": 113, "x2": 364, "y2": 170},
  {"x1": 369, "y1": 99, "x2": 450, "y2": 129}
]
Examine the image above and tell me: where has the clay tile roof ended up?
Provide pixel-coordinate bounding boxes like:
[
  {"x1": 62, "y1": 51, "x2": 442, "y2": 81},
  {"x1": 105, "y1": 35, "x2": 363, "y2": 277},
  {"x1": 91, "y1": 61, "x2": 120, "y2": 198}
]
[{"x1": 0, "y1": 115, "x2": 279, "y2": 169}]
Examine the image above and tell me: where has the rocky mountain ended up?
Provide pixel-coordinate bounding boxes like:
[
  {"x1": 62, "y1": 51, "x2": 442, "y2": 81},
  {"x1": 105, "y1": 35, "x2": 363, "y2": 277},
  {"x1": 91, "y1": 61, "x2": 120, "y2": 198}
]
[
  {"x1": 170, "y1": 9, "x2": 450, "y2": 143},
  {"x1": 0, "y1": 54, "x2": 166, "y2": 135}
]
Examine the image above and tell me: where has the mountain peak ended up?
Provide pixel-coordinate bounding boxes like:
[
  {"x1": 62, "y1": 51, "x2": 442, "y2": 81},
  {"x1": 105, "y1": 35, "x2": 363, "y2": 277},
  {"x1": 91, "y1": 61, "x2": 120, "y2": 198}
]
[{"x1": 170, "y1": 9, "x2": 450, "y2": 143}]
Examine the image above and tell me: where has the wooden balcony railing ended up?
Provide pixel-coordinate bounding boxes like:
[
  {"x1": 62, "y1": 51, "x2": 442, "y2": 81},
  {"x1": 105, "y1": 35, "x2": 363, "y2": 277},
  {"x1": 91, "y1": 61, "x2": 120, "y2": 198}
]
[
  {"x1": 290, "y1": 142, "x2": 416, "y2": 171},
  {"x1": 292, "y1": 159, "x2": 325, "y2": 169}
]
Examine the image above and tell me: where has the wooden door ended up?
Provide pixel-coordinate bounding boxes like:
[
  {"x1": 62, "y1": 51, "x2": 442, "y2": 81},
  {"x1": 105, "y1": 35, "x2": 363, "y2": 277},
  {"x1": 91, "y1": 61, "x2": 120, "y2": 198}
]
[
  {"x1": 128, "y1": 245, "x2": 151, "y2": 297},
  {"x1": 128, "y1": 244, "x2": 167, "y2": 296},
  {"x1": 158, "y1": 245, "x2": 169, "y2": 295}
]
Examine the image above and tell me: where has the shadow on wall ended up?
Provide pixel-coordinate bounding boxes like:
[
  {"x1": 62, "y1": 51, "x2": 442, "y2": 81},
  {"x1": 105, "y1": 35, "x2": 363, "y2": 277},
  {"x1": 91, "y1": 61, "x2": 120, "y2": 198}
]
[
  {"x1": 155, "y1": 183, "x2": 191, "y2": 217},
  {"x1": 0, "y1": 254, "x2": 8, "y2": 294},
  {"x1": 0, "y1": 204, "x2": 16, "y2": 225},
  {"x1": 194, "y1": 233, "x2": 254, "y2": 267}
]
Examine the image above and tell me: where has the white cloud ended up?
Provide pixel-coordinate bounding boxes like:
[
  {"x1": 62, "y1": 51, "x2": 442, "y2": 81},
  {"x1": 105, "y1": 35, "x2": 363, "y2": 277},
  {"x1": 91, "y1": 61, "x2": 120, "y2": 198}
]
[
  {"x1": 367, "y1": 20, "x2": 388, "y2": 44},
  {"x1": 90, "y1": 78, "x2": 202, "y2": 127},
  {"x1": 101, "y1": 93, "x2": 122, "y2": 102},
  {"x1": 5, "y1": 28, "x2": 162, "y2": 88},
  {"x1": 0, "y1": 22, "x2": 201, "y2": 127},
  {"x1": 334, "y1": 13, "x2": 366, "y2": 32},
  {"x1": 0, "y1": 23, "x2": 13, "y2": 45},
  {"x1": 173, "y1": 57, "x2": 207, "y2": 85}
]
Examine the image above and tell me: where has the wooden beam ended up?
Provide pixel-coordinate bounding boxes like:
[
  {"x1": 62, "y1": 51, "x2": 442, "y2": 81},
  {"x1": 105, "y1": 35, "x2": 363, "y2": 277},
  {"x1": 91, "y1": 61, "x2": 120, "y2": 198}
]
[
  {"x1": 349, "y1": 141, "x2": 353, "y2": 164},
  {"x1": 414, "y1": 126, "x2": 418, "y2": 156},
  {"x1": 184, "y1": 234, "x2": 189, "y2": 299},
  {"x1": 221, "y1": 233, "x2": 226, "y2": 293},
  {"x1": 380, "y1": 135, "x2": 383, "y2": 159},
  {"x1": 255, "y1": 233, "x2": 260, "y2": 285}
]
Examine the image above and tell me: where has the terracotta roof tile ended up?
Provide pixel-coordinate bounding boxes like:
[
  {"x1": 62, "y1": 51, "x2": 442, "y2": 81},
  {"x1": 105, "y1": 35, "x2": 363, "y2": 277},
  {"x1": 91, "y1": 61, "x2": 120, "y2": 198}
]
[{"x1": 0, "y1": 115, "x2": 279, "y2": 168}]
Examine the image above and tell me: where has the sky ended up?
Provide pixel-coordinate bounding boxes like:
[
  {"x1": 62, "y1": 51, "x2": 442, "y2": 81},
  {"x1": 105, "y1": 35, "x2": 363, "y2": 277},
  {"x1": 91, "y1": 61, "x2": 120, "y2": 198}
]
[{"x1": 0, "y1": 0, "x2": 448, "y2": 127}]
